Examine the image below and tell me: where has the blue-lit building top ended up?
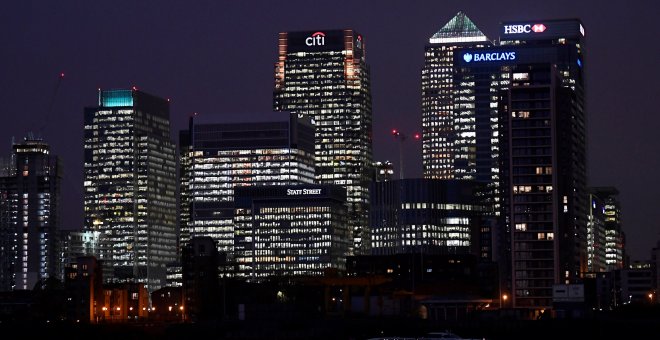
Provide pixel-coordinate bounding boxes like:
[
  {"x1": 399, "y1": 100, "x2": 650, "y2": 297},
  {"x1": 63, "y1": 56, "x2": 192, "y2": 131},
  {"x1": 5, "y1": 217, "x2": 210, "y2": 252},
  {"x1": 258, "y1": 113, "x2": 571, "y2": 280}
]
[
  {"x1": 99, "y1": 89, "x2": 134, "y2": 107},
  {"x1": 84, "y1": 88, "x2": 177, "y2": 291}
]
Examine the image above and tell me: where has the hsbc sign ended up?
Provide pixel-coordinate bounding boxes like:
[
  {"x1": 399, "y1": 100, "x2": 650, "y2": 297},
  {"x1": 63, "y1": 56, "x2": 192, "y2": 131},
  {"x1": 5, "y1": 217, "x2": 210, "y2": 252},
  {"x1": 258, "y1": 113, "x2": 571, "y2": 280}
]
[{"x1": 504, "y1": 23, "x2": 547, "y2": 34}]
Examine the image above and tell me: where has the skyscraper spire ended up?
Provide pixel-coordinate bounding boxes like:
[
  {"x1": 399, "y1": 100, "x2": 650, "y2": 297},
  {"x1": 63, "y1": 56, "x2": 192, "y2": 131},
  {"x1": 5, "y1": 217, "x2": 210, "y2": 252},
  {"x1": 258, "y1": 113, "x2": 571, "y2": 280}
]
[{"x1": 429, "y1": 11, "x2": 489, "y2": 44}]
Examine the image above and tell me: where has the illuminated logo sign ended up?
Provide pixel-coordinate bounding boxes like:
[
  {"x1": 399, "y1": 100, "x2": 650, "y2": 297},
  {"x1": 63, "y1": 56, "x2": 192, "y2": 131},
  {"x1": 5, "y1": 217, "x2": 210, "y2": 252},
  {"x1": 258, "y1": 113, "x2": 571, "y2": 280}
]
[
  {"x1": 532, "y1": 24, "x2": 546, "y2": 32},
  {"x1": 356, "y1": 35, "x2": 362, "y2": 49},
  {"x1": 287, "y1": 188, "x2": 322, "y2": 196},
  {"x1": 504, "y1": 23, "x2": 546, "y2": 34},
  {"x1": 305, "y1": 32, "x2": 326, "y2": 46},
  {"x1": 463, "y1": 51, "x2": 516, "y2": 63}
]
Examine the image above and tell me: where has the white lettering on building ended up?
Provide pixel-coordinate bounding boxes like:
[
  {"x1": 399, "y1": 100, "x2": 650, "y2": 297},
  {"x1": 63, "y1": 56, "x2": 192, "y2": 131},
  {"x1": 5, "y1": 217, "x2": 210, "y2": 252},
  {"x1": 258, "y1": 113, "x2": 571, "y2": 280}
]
[
  {"x1": 305, "y1": 32, "x2": 326, "y2": 46},
  {"x1": 287, "y1": 188, "x2": 322, "y2": 196}
]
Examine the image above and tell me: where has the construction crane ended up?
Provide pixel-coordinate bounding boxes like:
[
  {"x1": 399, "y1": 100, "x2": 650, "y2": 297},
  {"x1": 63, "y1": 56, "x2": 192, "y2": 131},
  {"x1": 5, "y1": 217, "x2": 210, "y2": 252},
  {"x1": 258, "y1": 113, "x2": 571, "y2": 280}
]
[
  {"x1": 37, "y1": 72, "x2": 65, "y2": 136},
  {"x1": 391, "y1": 129, "x2": 420, "y2": 179}
]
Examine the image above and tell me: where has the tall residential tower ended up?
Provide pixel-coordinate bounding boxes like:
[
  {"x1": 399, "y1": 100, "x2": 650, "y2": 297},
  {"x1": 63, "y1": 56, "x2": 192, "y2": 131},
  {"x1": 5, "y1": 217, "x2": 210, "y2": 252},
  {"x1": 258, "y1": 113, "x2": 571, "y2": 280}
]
[
  {"x1": 451, "y1": 18, "x2": 587, "y2": 310},
  {"x1": 0, "y1": 138, "x2": 61, "y2": 291}
]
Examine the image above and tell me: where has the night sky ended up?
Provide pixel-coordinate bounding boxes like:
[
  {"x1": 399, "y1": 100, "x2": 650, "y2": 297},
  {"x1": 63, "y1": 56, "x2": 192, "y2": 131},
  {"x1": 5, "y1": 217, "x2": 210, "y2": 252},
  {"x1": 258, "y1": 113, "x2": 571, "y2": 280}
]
[{"x1": 2, "y1": 1, "x2": 658, "y2": 260}]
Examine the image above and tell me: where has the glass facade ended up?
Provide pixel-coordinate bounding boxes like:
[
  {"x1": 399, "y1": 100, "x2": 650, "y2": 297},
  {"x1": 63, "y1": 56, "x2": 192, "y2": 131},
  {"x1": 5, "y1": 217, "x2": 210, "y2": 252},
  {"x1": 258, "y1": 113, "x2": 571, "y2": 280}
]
[
  {"x1": 370, "y1": 179, "x2": 484, "y2": 256},
  {"x1": 500, "y1": 21, "x2": 587, "y2": 310},
  {"x1": 586, "y1": 192, "x2": 607, "y2": 273},
  {"x1": 84, "y1": 89, "x2": 177, "y2": 291},
  {"x1": 0, "y1": 138, "x2": 61, "y2": 291},
  {"x1": 178, "y1": 113, "x2": 316, "y2": 255},
  {"x1": 422, "y1": 12, "x2": 491, "y2": 180},
  {"x1": 592, "y1": 187, "x2": 625, "y2": 271},
  {"x1": 273, "y1": 29, "x2": 373, "y2": 255},
  {"x1": 233, "y1": 185, "x2": 349, "y2": 280}
]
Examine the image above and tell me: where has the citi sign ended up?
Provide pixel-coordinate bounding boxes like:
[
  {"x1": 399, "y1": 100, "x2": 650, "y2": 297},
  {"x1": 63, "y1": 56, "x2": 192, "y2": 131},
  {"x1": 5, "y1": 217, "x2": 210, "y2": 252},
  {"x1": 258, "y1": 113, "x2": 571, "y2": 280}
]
[
  {"x1": 305, "y1": 32, "x2": 325, "y2": 46},
  {"x1": 504, "y1": 23, "x2": 547, "y2": 34},
  {"x1": 463, "y1": 51, "x2": 517, "y2": 63}
]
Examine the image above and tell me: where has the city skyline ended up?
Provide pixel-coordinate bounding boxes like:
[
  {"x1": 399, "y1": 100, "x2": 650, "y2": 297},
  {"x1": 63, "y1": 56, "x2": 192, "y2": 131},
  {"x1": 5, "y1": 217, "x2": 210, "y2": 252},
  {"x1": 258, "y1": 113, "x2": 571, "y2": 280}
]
[{"x1": 1, "y1": 1, "x2": 659, "y2": 260}]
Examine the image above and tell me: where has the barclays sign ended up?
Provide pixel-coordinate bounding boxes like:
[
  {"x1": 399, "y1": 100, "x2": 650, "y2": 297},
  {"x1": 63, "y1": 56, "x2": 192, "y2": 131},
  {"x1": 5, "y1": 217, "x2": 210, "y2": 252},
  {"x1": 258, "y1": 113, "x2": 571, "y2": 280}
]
[{"x1": 463, "y1": 51, "x2": 517, "y2": 63}]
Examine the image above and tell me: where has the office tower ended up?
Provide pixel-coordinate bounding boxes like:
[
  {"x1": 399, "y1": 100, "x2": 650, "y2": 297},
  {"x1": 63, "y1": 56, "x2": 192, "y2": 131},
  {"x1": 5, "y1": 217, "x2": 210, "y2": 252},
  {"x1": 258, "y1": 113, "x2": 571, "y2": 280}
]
[
  {"x1": 587, "y1": 191, "x2": 607, "y2": 273},
  {"x1": 617, "y1": 261, "x2": 653, "y2": 304},
  {"x1": 84, "y1": 89, "x2": 177, "y2": 291},
  {"x1": 0, "y1": 137, "x2": 61, "y2": 291},
  {"x1": 179, "y1": 113, "x2": 316, "y2": 254},
  {"x1": 592, "y1": 187, "x2": 625, "y2": 271},
  {"x1": 370, "y1": 179, "x2": 484, "y2": 256},
  {"x1": 373, "y1": 161, "x2": 394, "y2": 182},
  {"x1": 499, "y1": 62, "x2": 585, "y2": 309},
  {"x1": 421, "y1": 11, "x2": 492, "y2": 179},
  {"x1": 453, "y1": 18, "x2": 587, "y2": 310},
  {"x1": 273, "y1": 29, "x2": 373, "y2": 254},
  {"x1": 499, "y1": 19, "x2": 586, "y2": 93},
  {"x1": 421, "y1": 12, "x2": 498, "y2": 265},
  {"x1": 233, "y1": 185, "x2": 348, "y2": 279}
]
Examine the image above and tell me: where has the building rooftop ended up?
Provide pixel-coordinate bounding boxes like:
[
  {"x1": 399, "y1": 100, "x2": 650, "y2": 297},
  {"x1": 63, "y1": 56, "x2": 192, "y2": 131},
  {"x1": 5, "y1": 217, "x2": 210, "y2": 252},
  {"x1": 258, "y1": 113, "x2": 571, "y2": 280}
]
[{"x1": 429, "y1": 11, "x2": 489, "y2": 44}]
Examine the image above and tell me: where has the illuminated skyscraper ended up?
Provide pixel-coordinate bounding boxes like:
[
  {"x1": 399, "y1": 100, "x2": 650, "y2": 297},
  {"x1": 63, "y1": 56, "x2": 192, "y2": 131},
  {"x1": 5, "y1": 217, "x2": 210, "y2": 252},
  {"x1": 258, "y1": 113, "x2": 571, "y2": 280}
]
[
  {"x1": 587, "y1": 190, "x2": 607, "y2": 273},
  {"x1": 84, "y1": 89, "x2": 177, "y2": 291},
  {"x1": 234, "y1": 184, "x2": 348, "y2": 280},
  {"x1": 592, "y1": 187, "x2": 625, "y2": 271},
  {"x1": 273, "y1": 29, "x2": 373, "y2": 254},
  {"x1": 421, "y1": 12, "x2": 498, "y2": 264},
  {"x1": 453, "y1": 18, "x2": 587, "y2": 310},
  {"x1": 0, "y1": 138, "x2": 61, "y2": 291},
  {"x1": 178, "y1": 113, "x2": 316, "y2": 254},
  {"x1": 421, "y1": 12, "x2": 492, "y2": 179}
]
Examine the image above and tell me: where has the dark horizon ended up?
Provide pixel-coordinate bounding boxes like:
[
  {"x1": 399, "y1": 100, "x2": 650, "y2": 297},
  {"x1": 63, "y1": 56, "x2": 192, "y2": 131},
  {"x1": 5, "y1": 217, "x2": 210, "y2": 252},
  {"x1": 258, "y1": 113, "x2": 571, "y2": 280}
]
[{"x1": 1, "y1": 0, "x2": 658, "y2": 260}]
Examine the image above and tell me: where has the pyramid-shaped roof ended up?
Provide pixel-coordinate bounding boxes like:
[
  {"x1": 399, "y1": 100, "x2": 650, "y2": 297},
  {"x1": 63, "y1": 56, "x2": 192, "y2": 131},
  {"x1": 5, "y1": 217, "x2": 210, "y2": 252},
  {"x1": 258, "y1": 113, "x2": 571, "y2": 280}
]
[{"x1": 429, "y1": 11, "x2": 489, "y2": 44}]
